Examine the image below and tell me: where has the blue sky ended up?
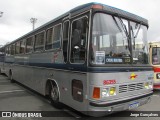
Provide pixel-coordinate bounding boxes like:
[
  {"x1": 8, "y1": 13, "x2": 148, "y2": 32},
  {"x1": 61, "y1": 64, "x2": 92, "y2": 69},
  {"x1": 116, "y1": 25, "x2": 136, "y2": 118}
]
[{"x1": 0, "y1": 0, "x2": 159, "y2": 45}]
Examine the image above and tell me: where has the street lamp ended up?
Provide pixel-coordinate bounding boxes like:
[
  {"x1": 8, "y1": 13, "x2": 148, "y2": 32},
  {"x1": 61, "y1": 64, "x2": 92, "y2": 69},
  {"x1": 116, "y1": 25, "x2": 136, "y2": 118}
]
[
  {"x1": 0, "y1": 11, "x2": 3, "y2": 17},
  {"x1": 30, "y1": 18, "x2": 37, "y2": 30}
]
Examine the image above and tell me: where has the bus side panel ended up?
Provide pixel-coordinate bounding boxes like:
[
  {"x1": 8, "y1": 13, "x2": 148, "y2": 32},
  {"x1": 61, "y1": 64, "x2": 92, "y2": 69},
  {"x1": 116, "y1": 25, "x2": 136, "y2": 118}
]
[
  {"x1": 11, "y1": 51, "x2": 88, "y2": 111},
  {"x1": 57, "y1": 71, "x2": 88, "y2": 111}
]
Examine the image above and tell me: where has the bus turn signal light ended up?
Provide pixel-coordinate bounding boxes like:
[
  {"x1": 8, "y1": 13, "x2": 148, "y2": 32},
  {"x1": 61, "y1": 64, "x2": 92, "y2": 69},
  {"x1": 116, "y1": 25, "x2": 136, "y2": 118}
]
[{"x1": 93, "y1": 87, "x2": 100, "y2": 99}]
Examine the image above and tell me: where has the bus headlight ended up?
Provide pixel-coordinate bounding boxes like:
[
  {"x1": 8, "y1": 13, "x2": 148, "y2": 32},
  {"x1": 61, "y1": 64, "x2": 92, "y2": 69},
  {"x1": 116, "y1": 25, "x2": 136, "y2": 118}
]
[
  {"x1": 102, "y1": 88, "x2": 109, "y2": 98},
  {"x1": 144, "y1": 82, "x2": 149, "y2": 89},
  {"x1": 144, "y1": 82, "x2": 153, "y2": 89},
  {"x1": 109, "y1": 87, "x2": 116, "y2": 96},
  {"x1": 149, "y1": 82, "x2": 153, "y2": 89}
]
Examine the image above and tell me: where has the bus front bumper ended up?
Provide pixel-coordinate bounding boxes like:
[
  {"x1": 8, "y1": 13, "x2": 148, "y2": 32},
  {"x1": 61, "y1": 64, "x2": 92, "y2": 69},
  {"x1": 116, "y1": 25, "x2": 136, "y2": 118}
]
[{"x1": 87, "y1": 93, "x2": 152, "y2": 117}]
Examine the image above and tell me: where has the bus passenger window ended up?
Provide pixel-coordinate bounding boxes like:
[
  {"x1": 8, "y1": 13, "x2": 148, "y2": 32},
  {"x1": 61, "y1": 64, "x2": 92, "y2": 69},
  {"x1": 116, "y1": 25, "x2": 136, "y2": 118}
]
[
  {"x1": 20, "y1": 40, "x2": 26, "y2": 54},
  {"x1": 6, "y1": 47, "x2": 10, "y2": 56},
  {"x1": 15, "y1": 41, "x2": 20, "y2": 54},
  {"x1": 63, "y1": 21, "x2": 69, "y2": 63},
  {"x1": 8, "y1": 46, "x2": 11, "y2": 55},
  {"x1": 46, "y1": 28, "x2": 53, "y2": 50},
  {"x1": 26, "y1": 37, "x2": 33, "y2": 53},
  {"x1": 35, "y1": 32, "x2": 45, "y2": 52},
  {"x1": 70, "y1": 17, "x2": 88, "y2": 63},
  {"x1": 11, "y1": 44, "x2": 15, "y2": 55},
  {"x1": 53, "y1": 24, "x2": 61, "y2": 49}
]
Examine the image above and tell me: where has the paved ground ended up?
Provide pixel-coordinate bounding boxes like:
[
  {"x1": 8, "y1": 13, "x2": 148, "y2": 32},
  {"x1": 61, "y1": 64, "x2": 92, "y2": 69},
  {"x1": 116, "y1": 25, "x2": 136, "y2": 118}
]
[{"x1": 0, "y1": 74, "x2": 160, "y2": 120}]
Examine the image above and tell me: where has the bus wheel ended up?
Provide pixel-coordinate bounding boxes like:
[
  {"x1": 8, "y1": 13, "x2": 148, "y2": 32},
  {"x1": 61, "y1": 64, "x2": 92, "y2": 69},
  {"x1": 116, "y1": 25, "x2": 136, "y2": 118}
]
[
  {"x1": 49, "y1": 82, "x2": 63, "y2": 109},
  {"x1": 9, "y1": 70, "x2": 14, "y2": 83}
]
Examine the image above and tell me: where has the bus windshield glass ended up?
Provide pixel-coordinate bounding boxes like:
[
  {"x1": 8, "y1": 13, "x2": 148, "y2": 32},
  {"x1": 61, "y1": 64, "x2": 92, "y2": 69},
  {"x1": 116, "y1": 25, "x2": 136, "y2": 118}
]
[
  {"x1": 130, "y1": 22, "x2": 149, "y2": 64},
  {"x1": 91, "y1": 13, "x2": 149, "y2": 65},
  {"x1": 152, "y1": 47, "x2": 160, "y2": 65}
]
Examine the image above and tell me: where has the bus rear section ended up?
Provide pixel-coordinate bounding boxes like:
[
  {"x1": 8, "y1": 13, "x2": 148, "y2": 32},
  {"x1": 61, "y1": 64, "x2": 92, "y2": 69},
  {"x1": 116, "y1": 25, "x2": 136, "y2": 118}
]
[{"x1": 149, "y1": 42, "x2": 160, "y2": 89}]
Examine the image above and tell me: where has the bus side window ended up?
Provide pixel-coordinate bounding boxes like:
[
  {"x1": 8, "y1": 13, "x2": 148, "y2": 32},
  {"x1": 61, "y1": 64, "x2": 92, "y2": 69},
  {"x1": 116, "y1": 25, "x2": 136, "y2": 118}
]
[
  {"x1": 63, "y1": 21, "x2": 69, "y2": 63},
  {"x1": 26, "y1": 37, "x2": 34, "y2": 53},
  {"x1": 34, "y1": 32, "x2": 45, "y2": 52},
  {"x1": 8, "y1": 46, "x2": 11, "y2": 55},
  {"x1": 11, "y1": 44, "x2": 15, "y2": 55},
  {"x1": 46, "y1": 27, "x2": 53, "y2": 50},
  {"x1": 20, "y1": 39, "x2": 26, "y2": 54},
  {"x1": 70, "y1": 17, "x2": 88, "y2": 63},
  {"x1": 6, "y1": 47, "x2": 10, "y2": 56},
  {"x1": 53, "y1": 24, "x2": 61, "y2": 49},
  {"x1": 15, "y1": 41, "x2": 20, "y2": 54}
]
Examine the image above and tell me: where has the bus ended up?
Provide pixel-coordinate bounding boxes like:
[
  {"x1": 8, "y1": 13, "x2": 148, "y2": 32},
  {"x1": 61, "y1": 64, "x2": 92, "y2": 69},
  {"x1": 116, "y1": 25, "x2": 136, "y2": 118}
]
[
  {"x1": 0, "y1": 2, "x2": 153, "y2": 117},
  {"x1": 149, "y1": 42, "x2": 160, "y2": 89},
  {"x1": 0, "y1": 46, "x2": 5, "y2": 74}
]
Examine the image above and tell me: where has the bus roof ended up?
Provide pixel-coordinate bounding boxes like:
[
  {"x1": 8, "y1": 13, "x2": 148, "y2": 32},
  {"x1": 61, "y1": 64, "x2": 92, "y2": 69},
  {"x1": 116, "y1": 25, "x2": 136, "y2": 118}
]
[
  {"x1": 70, "y1": 2, "x2": 148, "y2": 26},
  {"x1": 3, "y1": 2, "x2": 148, "y2": 47}
]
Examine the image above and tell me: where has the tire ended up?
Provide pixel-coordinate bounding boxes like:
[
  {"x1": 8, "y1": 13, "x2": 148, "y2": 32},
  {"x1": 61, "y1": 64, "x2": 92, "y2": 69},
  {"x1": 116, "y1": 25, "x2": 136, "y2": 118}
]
[{"x1": 49, "y1": 82, "x2": 63, "y2": 109}]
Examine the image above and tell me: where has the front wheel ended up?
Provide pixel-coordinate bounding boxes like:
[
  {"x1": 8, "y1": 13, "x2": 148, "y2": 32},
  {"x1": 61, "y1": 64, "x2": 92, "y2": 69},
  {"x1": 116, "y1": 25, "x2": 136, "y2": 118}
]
[{"x1": 49, "y1": 83, "x2": 63, "y2": 109}]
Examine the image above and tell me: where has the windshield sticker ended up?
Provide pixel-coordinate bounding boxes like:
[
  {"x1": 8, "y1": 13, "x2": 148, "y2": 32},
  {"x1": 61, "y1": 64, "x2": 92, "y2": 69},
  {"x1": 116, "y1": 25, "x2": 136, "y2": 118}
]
[
  {"x1": 95, "y1": 51, "x2": 105, "y2": 64},
  {"x1": 125, "y1": 58, "x2": 130, "y2": 63},
  {"x1": 106, "y1": 58, "x2": 123, "y2": 63}
]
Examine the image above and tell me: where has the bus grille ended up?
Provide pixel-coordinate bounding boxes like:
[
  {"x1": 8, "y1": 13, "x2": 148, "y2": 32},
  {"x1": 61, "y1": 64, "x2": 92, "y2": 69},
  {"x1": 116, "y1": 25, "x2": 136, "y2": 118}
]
[{"x1": 119, "y1": 83, "x2": 144, "y2": 93}]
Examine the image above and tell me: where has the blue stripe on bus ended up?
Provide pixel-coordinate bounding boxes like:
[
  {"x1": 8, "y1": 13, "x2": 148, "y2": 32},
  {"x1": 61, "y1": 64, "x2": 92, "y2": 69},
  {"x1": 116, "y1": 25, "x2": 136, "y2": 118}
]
[{"x1": 4, "y1": 61, "x2": 152, "y2": 73}]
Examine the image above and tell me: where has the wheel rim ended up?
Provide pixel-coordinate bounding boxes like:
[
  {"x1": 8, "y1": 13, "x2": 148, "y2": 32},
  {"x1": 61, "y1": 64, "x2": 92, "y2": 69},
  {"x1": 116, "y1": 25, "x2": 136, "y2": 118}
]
[{"x1": 51, "y1": 86, "x2": 59, "y2": 101}]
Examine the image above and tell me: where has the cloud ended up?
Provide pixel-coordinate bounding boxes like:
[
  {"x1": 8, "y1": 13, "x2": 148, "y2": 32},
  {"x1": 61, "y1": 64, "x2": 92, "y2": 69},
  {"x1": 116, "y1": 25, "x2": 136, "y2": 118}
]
[{"x1": 0, "y1": 0, "x2": 160, "y2": 45}]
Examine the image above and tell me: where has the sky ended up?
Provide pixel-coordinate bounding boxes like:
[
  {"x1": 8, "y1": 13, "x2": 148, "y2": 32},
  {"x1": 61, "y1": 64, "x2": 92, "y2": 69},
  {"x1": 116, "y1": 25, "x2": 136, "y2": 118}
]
[{"x1": 0, "y1": 0, "x2": 159, "y2": 46}]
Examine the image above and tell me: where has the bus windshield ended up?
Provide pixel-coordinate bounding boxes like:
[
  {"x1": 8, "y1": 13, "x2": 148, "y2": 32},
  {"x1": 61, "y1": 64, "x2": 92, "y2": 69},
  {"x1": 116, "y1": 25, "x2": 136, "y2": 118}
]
[
  {"x1": 152, "y1": 47, "x2": 160, "y2": 65},
  {"x1": 130, "y1": 22, "x2": 148, "y2": 65},
  {"x1": 91, "y1": 13, "x2": 149, "y2": 65}
]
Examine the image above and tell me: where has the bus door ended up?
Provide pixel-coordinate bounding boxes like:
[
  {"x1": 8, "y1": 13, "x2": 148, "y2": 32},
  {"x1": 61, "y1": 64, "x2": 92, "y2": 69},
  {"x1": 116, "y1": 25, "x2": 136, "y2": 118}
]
[{"x1": 70, "y1": 16, "x2": 88, "y2": 64}]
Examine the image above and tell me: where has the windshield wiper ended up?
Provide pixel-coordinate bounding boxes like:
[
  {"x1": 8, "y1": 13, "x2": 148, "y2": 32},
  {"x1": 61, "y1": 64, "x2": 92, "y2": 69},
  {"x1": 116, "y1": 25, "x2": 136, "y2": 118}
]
[
  {"x1": 131, "y1": 22, "x2": 142, "y2": 50},
  {"x1": 134, "y1": 22, "x2": 142, "y2": 38},
  {"x1": 117, "y1": 16, "x2": 129, "y2": 38},
  {"x1": 116, "y1": 16, "x2": 131, "y2": 53},
  {"x1": 131, "y1": 26, "x2": 135, "y2": 50},
  {"x1": 112, "y1": 16, "x2": 123, "y2": 33}
]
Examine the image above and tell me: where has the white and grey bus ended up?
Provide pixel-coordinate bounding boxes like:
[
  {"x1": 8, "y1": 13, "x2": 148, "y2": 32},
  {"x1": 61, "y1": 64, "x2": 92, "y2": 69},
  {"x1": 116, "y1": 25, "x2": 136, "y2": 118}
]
[{"x1": 0, "y1": 2, "x2": 153, "y2": 116}]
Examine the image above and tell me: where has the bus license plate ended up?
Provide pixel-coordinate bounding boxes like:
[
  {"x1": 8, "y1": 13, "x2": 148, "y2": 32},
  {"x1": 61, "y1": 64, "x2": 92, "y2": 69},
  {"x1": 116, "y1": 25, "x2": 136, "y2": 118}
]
[{"x1": 129, "y1": 102, "x2": 139, "y2": 110}]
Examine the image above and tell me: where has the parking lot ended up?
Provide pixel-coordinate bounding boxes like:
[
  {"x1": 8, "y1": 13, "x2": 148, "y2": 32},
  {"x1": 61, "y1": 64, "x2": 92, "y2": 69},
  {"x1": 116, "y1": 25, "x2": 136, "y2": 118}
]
[{"x1": 0, "y1": 74, "x2": 160, "y2": 120}]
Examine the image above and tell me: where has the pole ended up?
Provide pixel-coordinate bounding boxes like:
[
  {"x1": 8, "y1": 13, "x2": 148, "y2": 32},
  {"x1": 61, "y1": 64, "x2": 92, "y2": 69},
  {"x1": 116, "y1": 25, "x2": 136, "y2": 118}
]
[
  {"x1": 30, "y1": 18, "x2": 37, "y2": 30},
  {"x1": 0, "y1": 11, "x2": 3, "y2": 17}
]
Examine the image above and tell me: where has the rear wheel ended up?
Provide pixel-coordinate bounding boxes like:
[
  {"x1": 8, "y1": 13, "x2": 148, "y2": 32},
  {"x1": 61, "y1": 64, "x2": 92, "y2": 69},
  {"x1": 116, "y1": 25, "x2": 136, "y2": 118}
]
[{"x1": 49, "y1": 82, "x2": 63, "y2": 109}]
